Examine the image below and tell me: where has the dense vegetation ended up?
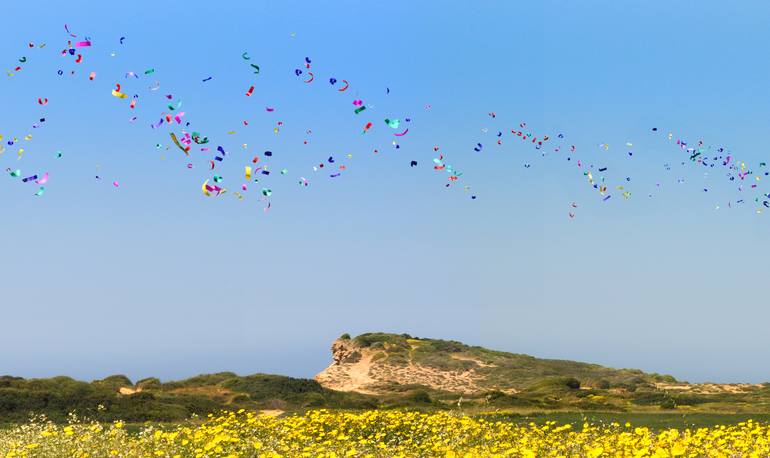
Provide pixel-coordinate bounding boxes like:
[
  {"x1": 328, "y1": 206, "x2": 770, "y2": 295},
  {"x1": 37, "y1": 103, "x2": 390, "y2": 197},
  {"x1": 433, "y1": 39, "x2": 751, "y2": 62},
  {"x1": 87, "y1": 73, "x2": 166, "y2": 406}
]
[
  {"x1": 1, "y1": 332, "x2": 769, "y2": 424},
  {"x1": 0, "y1": 373, "x2": 377, "y2": 424}
]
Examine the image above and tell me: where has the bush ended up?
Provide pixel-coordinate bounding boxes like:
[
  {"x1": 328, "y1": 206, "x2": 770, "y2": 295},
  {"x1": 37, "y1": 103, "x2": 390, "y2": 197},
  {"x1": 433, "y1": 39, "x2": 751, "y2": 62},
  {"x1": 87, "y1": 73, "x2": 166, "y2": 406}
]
[
  {"x1": 353, "y1": 333, "x2": 409, "y2": 349},
  {"x1": 344, "y1": 351, "x2": 362, "y2": 364},
  {"x1": 94, "y1": 375, "x2": 133, "y2": 388},
  {"x1": 0, "y1": 376, "x2": 24, "y2": 388},
  {"x1": 136, "y1": 378, "x2": 161, "y2": 390},
  {"x1": 301, "y1": 392, "x2": 327, "y2": 408},
  {"x1": 232, "y1": 394, "x2": 250, "y2": 403},
  {"x1": 523, "y1": 377, "x2": 581, "y2": 396},
  {"x1": 671, "y1": 394, "x2": 710, "y2": 406},
  {"x1": 484, "y1": 391, "x2": 506, "y2": 401},
  {"x1": 659, "y1": 398, "x2": 676, "y2": 409},
  {"x1": 406, "y1": 390, "x2": 432, "y2": 404},
  {"x1": 651, "y1": 373, "x2": 678, "y2": 383},
  {"x1": 633, "y1": 391, "x2": 678, "y2": 409},
  {"x1": 565, "y1": 378, "x2": 581, "y2": 389},
  {"x1": 163, "y1": 373, "x2": 238, "y2": 390},
  {"x1": 612, "y1": 382, "x2": 638, "y2": 392},
  {"x1": 430, "y1": 340, "x2": 467, "y2": 353},
  {"x1": 222, "y1": 374, "x2": 324, "y2": 401},
  {"x1": 385, "y1": 354, "x2": 410, "y2": 366},
  {"x1": 339, "y1": 333, "x2": 351, "y2": 340},
  {"x1": 631, "y1": 392, "x2": 668, "y2": 406}
]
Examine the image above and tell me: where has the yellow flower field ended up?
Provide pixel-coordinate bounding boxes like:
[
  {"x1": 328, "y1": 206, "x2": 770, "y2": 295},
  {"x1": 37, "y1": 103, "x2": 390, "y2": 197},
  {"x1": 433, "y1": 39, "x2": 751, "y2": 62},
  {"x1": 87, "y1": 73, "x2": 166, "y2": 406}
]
[{"x1": 1, "y1": 410, "x2": 769, "y2": 457}]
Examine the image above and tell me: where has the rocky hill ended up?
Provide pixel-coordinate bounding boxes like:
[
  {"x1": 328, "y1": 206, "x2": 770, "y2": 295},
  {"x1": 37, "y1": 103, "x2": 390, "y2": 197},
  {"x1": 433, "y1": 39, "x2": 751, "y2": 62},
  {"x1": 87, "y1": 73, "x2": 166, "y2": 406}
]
[{"x1": 315, "y1": 333, "x2": 678, "y2": 395}]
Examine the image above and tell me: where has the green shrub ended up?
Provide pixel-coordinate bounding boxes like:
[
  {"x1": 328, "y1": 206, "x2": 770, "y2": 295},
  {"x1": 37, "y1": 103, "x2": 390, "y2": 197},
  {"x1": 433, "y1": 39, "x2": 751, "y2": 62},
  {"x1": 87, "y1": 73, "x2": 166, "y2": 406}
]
[
  {"x1": 659, "y1": 398, "x2": 676, "y2": 409},
  {"x1": 632, "y1": 391, "x2": 669, "y2": 406},
  {"x1": 485, "y1": 391, "x2": 506, "y2": 401},
  {"x1": 565, "y1": 378, "x2": 581, "y2": 389},
  {"x1": 136, "y1": 378, "x2": 161, "y2": 389},
  {"x1": 344, "y1": 351, "x2": 362, "y2": 364},
  {"x1": 94, "y1": 375, "x2": 133, "y2": 388},
  {"x1": 232, "y1": 394, "x2": 250, "y2": 403},
  {"x1": 406, "y1": 390, "x2": 432, "y2": 404},
  {"x1": 221, "y1": 374, "x2": 324, "y2": 401},
  {"x1": 353, "y1": 333, "x2": 409, "y2": 349},
  {"x1": 163, "y1": 373, "x2": 238, "y2": 390},
  {"x1": 671, "y1": 394, "x2": 711, "y2": 406},
  {"x1": 301, "y1": 392, "x2": 327, "y2": 408}
]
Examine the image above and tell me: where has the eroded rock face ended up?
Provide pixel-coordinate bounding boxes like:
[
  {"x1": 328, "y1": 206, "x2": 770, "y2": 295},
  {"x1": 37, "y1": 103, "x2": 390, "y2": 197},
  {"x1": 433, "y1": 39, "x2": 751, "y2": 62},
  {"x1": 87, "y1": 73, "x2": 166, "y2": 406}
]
[
  {"x1": 314, "y1": 337, "x2": 490, "y2": 395},
  {"x1": 315, "y1": 339, "x2": 376, "y2": 393},
  {"x1": 330, "y1": 339, "x2": 354, "y2": 365}
]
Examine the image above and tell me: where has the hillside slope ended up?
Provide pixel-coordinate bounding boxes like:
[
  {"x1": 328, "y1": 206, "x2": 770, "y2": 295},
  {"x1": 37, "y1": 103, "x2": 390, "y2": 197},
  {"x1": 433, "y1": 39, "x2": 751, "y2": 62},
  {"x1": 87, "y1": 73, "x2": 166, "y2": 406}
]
[
  {"x1": 315, "y1": 333, "x2": 676, "y2": 395},
  {"x1": 314, "y1": 333, "x2": 770, "y2": 412}
]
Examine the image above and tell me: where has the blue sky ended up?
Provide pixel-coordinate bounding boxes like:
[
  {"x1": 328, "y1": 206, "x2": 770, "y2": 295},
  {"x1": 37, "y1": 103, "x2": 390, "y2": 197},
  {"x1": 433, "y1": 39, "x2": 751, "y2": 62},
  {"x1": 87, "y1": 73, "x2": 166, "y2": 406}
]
[{"x1": 1, "y1": 0, "x2": 769, "y2": 384}]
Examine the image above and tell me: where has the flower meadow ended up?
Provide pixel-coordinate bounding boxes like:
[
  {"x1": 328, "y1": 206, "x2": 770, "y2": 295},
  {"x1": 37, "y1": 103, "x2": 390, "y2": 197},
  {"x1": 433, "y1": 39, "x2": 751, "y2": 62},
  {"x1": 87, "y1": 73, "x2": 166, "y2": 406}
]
[{"x1": 2, "y1": 410, "x2": 769, "y2": 457}]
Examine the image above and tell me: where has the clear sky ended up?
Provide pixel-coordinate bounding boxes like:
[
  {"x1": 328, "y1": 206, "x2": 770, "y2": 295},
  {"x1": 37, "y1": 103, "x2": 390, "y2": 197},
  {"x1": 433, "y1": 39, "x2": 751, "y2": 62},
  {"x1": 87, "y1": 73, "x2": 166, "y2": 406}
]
[{"x1": 2, "y1": 0, "x2": 769, "y2": 384}]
